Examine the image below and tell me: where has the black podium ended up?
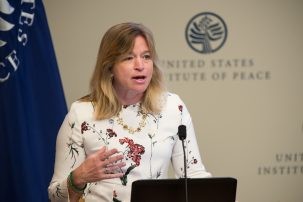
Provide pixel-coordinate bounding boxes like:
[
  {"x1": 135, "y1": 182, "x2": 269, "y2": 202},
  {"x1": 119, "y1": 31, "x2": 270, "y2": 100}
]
[{"x1": 130, "y1": 177, "x2": 237, "y2": 202}]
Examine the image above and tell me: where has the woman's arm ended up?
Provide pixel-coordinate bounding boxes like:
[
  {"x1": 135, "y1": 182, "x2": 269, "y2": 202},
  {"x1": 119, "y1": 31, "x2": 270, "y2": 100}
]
[
  {"x1": 48, "y1": 102, "x2": 125, "y2": 201},
  {"x1": 48, "y1": 104, "x2": 87, "y2": 201},
  {"x1": 171, "y1": 97, "x2": 211, "y2": 178}
]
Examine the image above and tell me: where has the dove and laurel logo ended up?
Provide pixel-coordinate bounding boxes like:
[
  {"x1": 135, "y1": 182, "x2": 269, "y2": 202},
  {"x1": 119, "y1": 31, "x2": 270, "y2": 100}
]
[
  {"x1": 185, "y1": 12, "x2": 227, "y2": 54},
  {"x1": 0, "y1": 0, "x2": 35, "y2": 83}
]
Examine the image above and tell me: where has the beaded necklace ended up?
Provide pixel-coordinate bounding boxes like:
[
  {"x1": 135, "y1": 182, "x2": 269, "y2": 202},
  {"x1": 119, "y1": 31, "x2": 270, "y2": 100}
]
[{"x1": 116, "y1": 105, "x2": 148, "y2": 134}]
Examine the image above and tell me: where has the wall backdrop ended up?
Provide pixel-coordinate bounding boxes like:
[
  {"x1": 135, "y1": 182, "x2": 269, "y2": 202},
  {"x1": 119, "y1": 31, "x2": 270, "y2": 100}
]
[{"x1": 44, "y1": 0, "x2": 303, "y2": 201}]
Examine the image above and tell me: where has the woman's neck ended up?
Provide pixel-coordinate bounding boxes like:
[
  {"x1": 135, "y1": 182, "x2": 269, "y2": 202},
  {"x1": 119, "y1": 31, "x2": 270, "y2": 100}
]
[{"x1": 116, "y1": 91, "x2": 144, "y2": 105}]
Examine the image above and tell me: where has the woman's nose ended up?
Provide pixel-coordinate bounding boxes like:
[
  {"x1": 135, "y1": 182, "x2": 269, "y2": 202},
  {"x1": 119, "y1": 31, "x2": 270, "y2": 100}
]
[{"x1": 134, "y1": 57, "x2": 144, "y2": 71}]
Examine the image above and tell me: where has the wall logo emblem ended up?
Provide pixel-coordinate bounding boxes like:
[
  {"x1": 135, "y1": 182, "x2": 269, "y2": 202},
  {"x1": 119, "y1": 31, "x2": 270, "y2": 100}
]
[{"x1": 185, "y1": 12, "x2": 227, "y2": 54}]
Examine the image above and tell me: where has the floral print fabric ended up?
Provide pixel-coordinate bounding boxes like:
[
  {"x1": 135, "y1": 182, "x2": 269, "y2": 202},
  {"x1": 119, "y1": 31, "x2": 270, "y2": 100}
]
[{"x1": 48, "y1": 93, "x2": 211, "y2": 202}]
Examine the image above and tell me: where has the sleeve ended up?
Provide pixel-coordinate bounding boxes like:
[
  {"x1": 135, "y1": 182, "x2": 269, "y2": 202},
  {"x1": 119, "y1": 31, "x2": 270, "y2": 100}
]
[
  {"x1": 48, "y1": 103, "x2": 87, "y2": 202},
  {"x1": 170, "y1": 96, "x2": 212, "y2": 178}
]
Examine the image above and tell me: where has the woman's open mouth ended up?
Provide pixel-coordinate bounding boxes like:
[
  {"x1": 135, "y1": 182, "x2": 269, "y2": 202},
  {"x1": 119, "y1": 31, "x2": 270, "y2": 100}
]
[{"x1": 132, "y1": 76, "x2": 146, "y2": 83}]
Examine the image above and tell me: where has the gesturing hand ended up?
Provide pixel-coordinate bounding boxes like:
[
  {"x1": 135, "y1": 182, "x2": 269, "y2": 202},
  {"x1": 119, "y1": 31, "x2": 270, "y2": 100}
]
[{"x1": 72, "y1": 146, "x2": 126, "y2": 186}]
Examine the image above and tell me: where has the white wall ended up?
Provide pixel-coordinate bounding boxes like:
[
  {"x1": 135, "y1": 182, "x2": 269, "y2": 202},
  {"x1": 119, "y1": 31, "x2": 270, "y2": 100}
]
[{"x1": 44, "y1": 1, "x2": 303, "y2": 201}]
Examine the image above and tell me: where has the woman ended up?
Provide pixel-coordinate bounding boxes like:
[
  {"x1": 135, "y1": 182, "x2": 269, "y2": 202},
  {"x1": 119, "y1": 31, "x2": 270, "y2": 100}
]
[{"x1": 48, "y1": 22, "x2": 211, "y2": 202}]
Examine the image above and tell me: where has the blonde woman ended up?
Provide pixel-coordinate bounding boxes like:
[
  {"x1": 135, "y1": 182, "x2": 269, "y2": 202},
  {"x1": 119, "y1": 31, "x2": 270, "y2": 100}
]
[{"x1": 48, "y1": 22, "x2": 211, "y2": 202}]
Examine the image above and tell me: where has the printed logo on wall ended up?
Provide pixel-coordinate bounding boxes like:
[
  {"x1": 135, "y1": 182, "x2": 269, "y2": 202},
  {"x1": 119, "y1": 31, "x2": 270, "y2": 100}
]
[
  {"x1": 185, "y1": 12, "x2": 227, "y2": 54},
  {"x1": 161, "y1": 11, "x2": 272, "y2": 82}
]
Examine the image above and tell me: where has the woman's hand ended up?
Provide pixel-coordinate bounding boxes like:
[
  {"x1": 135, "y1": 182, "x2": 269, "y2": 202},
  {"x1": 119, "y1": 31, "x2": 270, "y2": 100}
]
[{"x1": 72, "y1": 146, "x2": 126, "y2": 187}]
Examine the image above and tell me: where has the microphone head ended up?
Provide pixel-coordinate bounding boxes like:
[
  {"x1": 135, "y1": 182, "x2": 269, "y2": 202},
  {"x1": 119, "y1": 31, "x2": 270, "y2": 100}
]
[{"x1": 178, "y1": 125, "x2": 187, "y2": 140}]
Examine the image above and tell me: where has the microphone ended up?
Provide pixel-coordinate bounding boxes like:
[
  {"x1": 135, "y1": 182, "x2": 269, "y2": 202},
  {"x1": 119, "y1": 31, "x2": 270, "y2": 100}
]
[
  {"x1": 178, "y1": 125, "x2": 187, "y2": 178},
  {"x1": 178, "y1": 124, "x2": 187, "y2": 141},
  {"x1": 178, "y1": 125, "x2": 188, "y2": 202}
]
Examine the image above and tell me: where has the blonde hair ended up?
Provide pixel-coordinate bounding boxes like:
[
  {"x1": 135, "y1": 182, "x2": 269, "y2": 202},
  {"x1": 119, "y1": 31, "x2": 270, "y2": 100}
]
[{"x1": 81, "y1": 22, "x2": 165, "y2": 120}]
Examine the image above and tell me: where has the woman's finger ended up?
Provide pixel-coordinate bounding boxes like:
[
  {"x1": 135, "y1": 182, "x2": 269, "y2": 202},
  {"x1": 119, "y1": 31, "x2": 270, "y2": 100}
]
[{"x1": 99, "y1": 147, "x2": 120, "y2": 161}]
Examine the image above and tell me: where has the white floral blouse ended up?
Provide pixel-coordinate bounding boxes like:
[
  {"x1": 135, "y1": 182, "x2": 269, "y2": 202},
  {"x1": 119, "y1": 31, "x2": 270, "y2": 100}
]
[{"x1": 48, "y1": 92, "x2": 211, "y2": 202}]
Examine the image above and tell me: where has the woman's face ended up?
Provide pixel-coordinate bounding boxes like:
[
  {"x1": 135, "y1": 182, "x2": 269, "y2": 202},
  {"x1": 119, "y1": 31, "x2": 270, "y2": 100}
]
[{"x1": 112, "y1": 35, "x2": 153, "y2": 101}]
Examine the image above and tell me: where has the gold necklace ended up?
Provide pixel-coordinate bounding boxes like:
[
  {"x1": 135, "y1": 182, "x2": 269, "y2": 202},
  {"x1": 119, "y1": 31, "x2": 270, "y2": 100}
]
[{"x1": 116, "y1": 106, "x2": 148, "y2": 134}]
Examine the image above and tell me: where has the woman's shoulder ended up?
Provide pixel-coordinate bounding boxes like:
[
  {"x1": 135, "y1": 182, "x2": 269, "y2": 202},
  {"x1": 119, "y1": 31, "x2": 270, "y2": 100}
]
[
  {"x1": 160, "y1": 92, "x2": 184, "y2": 110},
  {"x1": 68, "y1": 100, "x2": 94, "y2": 118},
  {"x1": 70, "y1": 100, "x2": 93, "y2": 109},
  {"x1": 165, "y1": 92, "x2": 183, "y2": 104}
]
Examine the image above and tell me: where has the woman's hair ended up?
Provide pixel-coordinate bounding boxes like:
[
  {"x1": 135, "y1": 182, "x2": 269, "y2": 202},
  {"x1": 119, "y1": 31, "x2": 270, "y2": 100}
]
[{"x1": 81, "y1": 22, "x2": 166, "y2": 120}]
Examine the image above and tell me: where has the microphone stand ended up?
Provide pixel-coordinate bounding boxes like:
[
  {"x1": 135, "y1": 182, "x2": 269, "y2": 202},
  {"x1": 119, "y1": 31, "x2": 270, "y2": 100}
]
[
  {"x1": 178, "y1": 125, "x2": 189, "y2": 202},
  {"x1": 181, "y1": 138, "x2": 188, "y2": 202}
]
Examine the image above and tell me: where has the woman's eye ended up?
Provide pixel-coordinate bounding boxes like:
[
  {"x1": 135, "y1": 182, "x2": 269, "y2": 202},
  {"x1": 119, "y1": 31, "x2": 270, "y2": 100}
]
[
  {"x1": 124, "y1": 56, "x2": 134, "y2": 61},
  {"x1": 142, "y1": 54, "x2": 151, "y2": 60}
]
